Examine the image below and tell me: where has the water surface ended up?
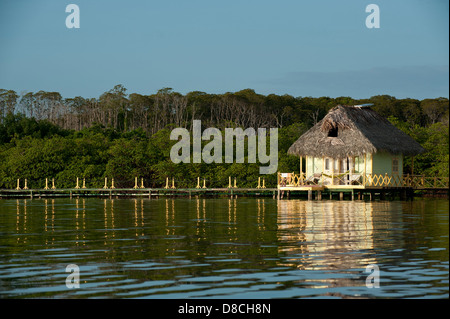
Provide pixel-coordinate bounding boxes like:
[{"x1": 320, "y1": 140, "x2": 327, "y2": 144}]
[{"x1": 0, "y1": 197, "x2": 448, "y2": 298}]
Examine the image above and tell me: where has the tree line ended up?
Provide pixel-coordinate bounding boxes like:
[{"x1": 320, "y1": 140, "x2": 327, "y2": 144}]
[{"x1": 0, "y1": 85, "x2": 448, "y2": 189}]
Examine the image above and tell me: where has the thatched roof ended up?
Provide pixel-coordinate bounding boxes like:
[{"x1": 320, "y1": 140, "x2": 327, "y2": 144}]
[{"x1": 288, "y1": 105, "x2": 426, "y2": 159}]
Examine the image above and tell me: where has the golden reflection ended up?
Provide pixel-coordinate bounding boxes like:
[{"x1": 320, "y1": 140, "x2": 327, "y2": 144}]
[
  {"x1": 196, "y1": 198, "x2": 206, "y2": 240},
  {"x1": 82, "y1": 198, "x2": 86, "y2": 245},
  {"x1": 104, "y1": 199, "x2": 108, "y2": 244},
  {"x1": 140, "y1": 199, "x2": 144, "y2": 229},
  {"x1": 103, "y1": 199, "x2": 116, "y2": 246},
  {"x1": 75, "y1": 198, "x2": 79, "y2": 245},
  {"x1": 165, "y1": 198, "x2": 169, "y2": 233},
  {"x1": 51, "y1": 199, "x2": 54, "y2": 234},
  {"x1": 277, "y1": 200, "x2": 376, "y2": 271},
  {"x1": 74, "y1": 198, "x2": 87, "y2": 246},
  {"x1": 202, "y1": 199, "x2": 206, "y2": 221},
  {"x1": 165, "y1": 199, "x2": 176, "y2": 237},
  {"x1": 15, "y1": 199, "x2": 31, "y2": 245},
  {"x1": 23, "y1": 199, "x2": 27, "y2": 234},
  {"x1": 164, "y1": 199, "x2": 177, "y2": 255},
  {"x1": 16, "y1": 200, "x2": 21, "y2": 243},
  {"x1": 110, "y1": 199, "x2": 115, "y2": 236},
  {"x1": 16, "y1": 199, "x2": 20, "y2": 234},
  {"x1": 227, "y1": 198, "x2": 237, "y2": 240},
  {"x1": 21, "y1": 199, "x2": 28, "y2": 244},
  {"x1": 133, "y1": 199, "x2": 145, "y2": 249},
  {"x1": 257, "y1": 199, "x2": 266, "y2": 231},
  {"x1": 75, "y1": 198, "x2": 79, "y2": 229},
  {"x1": 44, "y1": 199, "x2": 47, "y2": 233},
  {"x1": 134, "y1": 198, "x2": 138, "y2": 236},
  {"x1": 42, "y1": 199, "x2": 55, "y2": 248}
]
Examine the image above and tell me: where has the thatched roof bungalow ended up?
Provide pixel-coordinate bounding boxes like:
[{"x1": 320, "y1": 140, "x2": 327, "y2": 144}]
[{"x1": 287, "y1": 104, "x2": 425, "y2": 185}]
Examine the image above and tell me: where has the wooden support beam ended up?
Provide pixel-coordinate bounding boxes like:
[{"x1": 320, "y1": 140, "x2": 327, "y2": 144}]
[{"x1": 363, "y1": 153, "x2": 367, "y2": 186}]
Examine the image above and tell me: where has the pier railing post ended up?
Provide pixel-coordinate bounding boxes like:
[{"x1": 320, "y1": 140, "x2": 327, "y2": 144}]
[{"x1": 164, "y1": 177, "x2": 169, "y2": 189}]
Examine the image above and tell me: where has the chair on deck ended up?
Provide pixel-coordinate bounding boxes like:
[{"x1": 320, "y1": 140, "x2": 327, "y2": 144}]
[
  {"x1": 347, "y1": 174, "x2": 362, "y2": 185},
  {"x1": 305, "y1": 173, "x2": 322, "y2": 185}
]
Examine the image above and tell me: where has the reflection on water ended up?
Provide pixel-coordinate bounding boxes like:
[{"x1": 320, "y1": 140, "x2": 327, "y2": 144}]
[
  {"x1": 0, "y1": 198, "x2": 448, "y2": 298},
  {"x1": 278, "y1": 200, "x2": 376, "y2": 270}
]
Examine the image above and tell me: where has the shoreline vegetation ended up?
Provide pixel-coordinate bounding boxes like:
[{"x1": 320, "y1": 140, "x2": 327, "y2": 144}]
[{"x1": 0, "y1": 86, "x2": 448, "y2": 189}]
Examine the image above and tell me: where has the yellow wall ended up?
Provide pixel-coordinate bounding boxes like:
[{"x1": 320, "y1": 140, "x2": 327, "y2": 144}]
[{"x1": 304, "y1": 153, "x2": 406, "y2": 177}]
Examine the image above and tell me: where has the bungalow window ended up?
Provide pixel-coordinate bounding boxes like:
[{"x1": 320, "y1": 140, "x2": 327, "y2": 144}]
[
  {"x1": 392, "y1": 158, "x2": 399, "y2": 174},
  {"x1": 325, "y1": 158, "x2": 330, "y2": 170},
  {"x1": 328, "y1": 127, "x2": 338, "y2": 137},
  {"x1": 354, "y1": 156, "x2": 360, "y2": 173}
]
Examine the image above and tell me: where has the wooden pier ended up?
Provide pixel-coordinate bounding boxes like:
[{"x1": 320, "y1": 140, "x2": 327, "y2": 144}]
[
  {"x1": 0, "y1": 173, "x2": 447, "y2": 201},
  {"x1": 0, "y1": 187, "x2": 279, "y2": 200},
  {"x1": 0, "y1": 185, "x2": 446, "y2": 201}
]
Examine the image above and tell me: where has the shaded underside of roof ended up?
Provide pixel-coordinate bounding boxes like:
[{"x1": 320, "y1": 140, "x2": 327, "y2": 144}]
[{"x1": 288, "y1": 105, "x2": 426, "y2": 158}]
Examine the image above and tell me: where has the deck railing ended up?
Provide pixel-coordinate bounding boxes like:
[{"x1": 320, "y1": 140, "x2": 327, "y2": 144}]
[{"x1": 278, "y1": 172, "x2": 449, "y2": 189}]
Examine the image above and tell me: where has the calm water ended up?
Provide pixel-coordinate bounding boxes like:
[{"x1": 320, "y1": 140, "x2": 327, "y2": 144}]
[{"x1": 0, "y1": 197, "x2": 448, "y2": 299}]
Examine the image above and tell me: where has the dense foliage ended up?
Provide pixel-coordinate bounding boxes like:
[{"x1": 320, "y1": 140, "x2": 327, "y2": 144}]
[{"x1": 0, "y1": 86, "x2": 448, "y2": 189}]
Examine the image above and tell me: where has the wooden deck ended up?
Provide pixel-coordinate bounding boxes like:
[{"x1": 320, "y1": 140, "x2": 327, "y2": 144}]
[
  {"x1": 0, "y1": 173, "x2": 447, "y2": 201},
  {"x1": 277, "y1": 172, "x2": 448, "y2": 190}
]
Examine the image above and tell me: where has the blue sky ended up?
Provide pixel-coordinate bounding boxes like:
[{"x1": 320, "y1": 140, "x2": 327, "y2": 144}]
[{"x1": 0, "y1": 0, "x2": 448, "y2": 99}]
